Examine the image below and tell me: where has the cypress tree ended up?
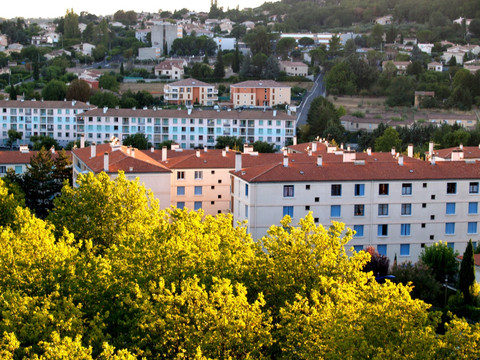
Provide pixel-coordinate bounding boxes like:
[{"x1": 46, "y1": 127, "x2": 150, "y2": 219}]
[
  {"x1": 214, "y1": 49, "x2": 225, "y2": 79},
  {"x1": 232, "y1": 43, "x2": 240, "y2": 73},
  {"x1": 458, "y1": 240, "x2": 475, "y2": 304}
]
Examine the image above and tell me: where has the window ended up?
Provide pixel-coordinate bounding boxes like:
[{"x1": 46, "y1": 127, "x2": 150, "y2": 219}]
[
  {"x1": 469, "y1": 202, "x2": 478, "y2": 214},
  {"x1": 330, "y1": 205, "x2": 341, "y2": 217},
  {"x1": 245, "y1": 184, "x2": 248, "y2": 196},
  {"x1": 177, "y1": 171, "x2": 185, "y2": 180},
  {"x1": 354, "y1": 184, "x2": 365, "y2": 196},
  {"x1": 400, "y1": 244, "x2": 410, "y2": 256},
  {"x1": 422, "y1": 203, "x2": 427, "y2": 208},
  {"x1": 469, "y1": 182, "x2": 479, "y2": 194},
  {"x1": 401, "y1": 203, "x2": 412, "y2": 215},
  {"x1": 379, "y1": 183, "x2": 389, "y2": 195},
  {"x1": 354, "y1": 204, "x2": 365, "y2": 216},
  {"x1": 447, "y1": 243, "x2": 454, "y2": 250},
  {"x1": 446, "y1": 202, "x2": 456, "y2": 215},
  {"x1": 177, "y1": 202, "x2": 185, "y2": 210},
  {"x1": 305, "y1": 206, "x2": 310, "y2": 211},
  {"x1": 377, "y1": 224, "x2": 388, "y2": 236},
  {"x1": 353, "y1": 225, "x2": 364, "y2": 237},
  {"x1": 402, "y1": 183, "x2": 412, "y2": 195},
  {"x1": 421, "y1": 223, "x2": 426, "y2": 228},
  {"x1": 377, "y1": 244, "x2": 387, "y2": 256},
  {"x1": 431, "y1": 195, "x2": 436, "y2": 200},
  {"x1": 194, "y1": 201, "x2": 202, "y2": 210},
  {"x1": 283, "y1": 185, "x2": 294, "y2": 197},
  {"x1": 468, "y1": 222, "x2": 477, "y2": 234},
  {"x1": 315, "y1": 197, "x2": 319, "y2": 202},
  {"x1": 430, "y1": 215, "x2": 435, "y2": 220},
  {"x1": 378, "y1": 204, "x2": 389, "y2": 216},
  {"x1": 0, "y1": 166, "x2": 6, "y2": 173},
  {"x1": 245, "y1": 205, "x2": 249, "y2": 218},
  {"x1": 283, "y1": 206, "x2": 294, "y2": 217},
  {"x1": 331, "y1": 184, "x2": 342, "y2": 196},
  {"x1": 447, "y1": 182, "x2": 456, "y2": 194},
  {"x1": 401, "y1": 224, "x2": 411, "y2": 236},
  {"x1": 194, "y1": 186, "x2": 202, "y2": 195},
  {"x1": 306, "y1": 185, "x2": 310, "y2": 190},
  {"x1": 445, "y1": 222, "x2": 455, "y2": 235},
  {"x1": 353, "y1": 245, "x2": 363, "y2": 252},
  {"x1": 194, "y1": 171, "x2": 203, "y2": 180},
  {"x1": 177, "y1": 186, "x2": 185, "y2": 196}
]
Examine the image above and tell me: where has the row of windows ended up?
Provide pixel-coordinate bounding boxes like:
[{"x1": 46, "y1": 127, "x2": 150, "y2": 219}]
[
  {"x1": 353, "y1": 244, "x2": 411, "y2": 256},
  {"x1": 351, "y1": 222, "x2": 477, "y2": 238},
  {"x1": 281, "y1": 182, "x2": 480, "y2": 198}
]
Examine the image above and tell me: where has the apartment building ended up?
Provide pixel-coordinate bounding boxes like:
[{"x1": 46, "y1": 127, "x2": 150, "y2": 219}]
[
  {"x1": 154, "y1": 59, "x2": 187, "y2": 80},
  {"x1": 230, "y1": 80, "x2": 291, "y2": 108},
  {"x1": 163, "y1": 78, "x2": 218, "y2": 106},
  {"x1": 279, "y1": 61, "x2": 308, "y2": 77},
  {"x1": 231, "y1": 144, "x2": 479, "y2": 262},
  {"x1": 76, "y1": 107, "x2": 296, "y2": 150},
  {"x1": 0, "y1": 100, "x2": 95, "y2": 147}
]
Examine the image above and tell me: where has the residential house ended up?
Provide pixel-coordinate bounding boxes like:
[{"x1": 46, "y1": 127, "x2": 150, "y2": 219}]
[
  {"x1": 427, "y1": 62, "x2": 443, "y2": 72},
  {"x1": 230, "y1": 80, "x2": 291, "y2": 108},
  {"x1": 340, "y1": 113, "x2": 414, "y2": 132},
  {"x1": 214, "y1": 37, "x2": 236, "y2": 51},
  {"x1": 163, "y1": 78, "x2": 218, "y2": 106},
  {"x1": 279, "y1": 61, "x2": 308, "y2": 77},
  {"x1": 382, "y1": 61, "x2": 411, "y2": 75},
  {"x1": 135, "y1": 29, "x2": 151, "y2": 43},
  {"x1": 375, "y1": 15, "x2": 393, "y2": 25},
  {"x1": 429, "y1": 145, "x2": 480, "y2": 162},
  {"x1": 73, "y1": 43, "x2": 96, "y2": 56},
  {"x1": 0, "y1": 34, "x2": 7, "y2": 47},
  {"x1": 231, "y1": 141, "x2": 479, "y2": 262},
  {"x1": 418, "y1": 43, "x2": 434, "y2": 54},
  {"x1": 154, "y1": 59, "x2": 187, "y2": 80}
]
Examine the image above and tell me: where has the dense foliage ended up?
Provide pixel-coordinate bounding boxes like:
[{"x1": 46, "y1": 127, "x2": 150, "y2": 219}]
[{"x1": 0, "y1": 173, "x2": 479, "y2": 358}]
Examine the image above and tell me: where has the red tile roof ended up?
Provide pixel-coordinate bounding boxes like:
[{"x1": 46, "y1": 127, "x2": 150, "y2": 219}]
[
  {"x1": 73, "y1": 144, "x2": 171, "y2": 174},
  {"x1": 434, "y1": 146, "x2": 480, "y2": 160},
  {"x1": 0, "y1": 150, "x2": 72, "y2": 164},
  {"x1": 230, "y1": 80, "x2": 290, "y2": 88},
  {"x1": 0, "y1": 100, "x2": 94, "y2": 109},
  {"x1": 166, "y1": 78, "x2": 212, "y2": 87}
]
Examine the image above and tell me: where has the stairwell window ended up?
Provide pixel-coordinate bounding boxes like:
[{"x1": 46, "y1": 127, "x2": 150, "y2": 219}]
[{"x1": 283, "y1": 185, "x2": 294, "y2": 197}]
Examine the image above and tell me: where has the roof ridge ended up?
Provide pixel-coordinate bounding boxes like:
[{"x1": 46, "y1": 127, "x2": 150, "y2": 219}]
[{"x1": 248, "y1": 162, "x2": 283, "y2": 182}]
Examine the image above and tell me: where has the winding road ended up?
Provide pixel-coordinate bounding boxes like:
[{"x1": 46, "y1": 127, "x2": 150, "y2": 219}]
[{"x1": 296, "y1": 73, "x2": 326, "y2": 127}]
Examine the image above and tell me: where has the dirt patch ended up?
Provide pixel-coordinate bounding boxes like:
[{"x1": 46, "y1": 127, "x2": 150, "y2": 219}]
[
  {"x1": 119, "y1": 83, "x2": 165, "y2": 95},
  {"x1": 328, "y1": 95, "x2": 387, "y2": 114}
]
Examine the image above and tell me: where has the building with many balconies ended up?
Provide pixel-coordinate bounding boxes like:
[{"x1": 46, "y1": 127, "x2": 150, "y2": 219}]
[
  {"x1": 163, "y1": 78, "x2": 218, "y2": 106},
  {"x1": 230, "y1": 80, "x2": 291, "y2": 108}
]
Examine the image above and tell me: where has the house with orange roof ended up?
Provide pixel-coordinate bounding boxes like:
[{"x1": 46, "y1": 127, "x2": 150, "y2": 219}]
[
  {"x1": 154, "y1": 59, "x2": 187, "y2": 80},
  {"x1": 231, "y1": 141, "x2": 480, "y2": 261},
  {"x1": 230, "y1": 80, "x2": 291, "y2": 108}
]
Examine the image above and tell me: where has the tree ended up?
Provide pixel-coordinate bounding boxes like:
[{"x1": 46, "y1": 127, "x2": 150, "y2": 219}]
[
  {"x1": 123, "y1": 133, "x2": 150, "y2": 150},
  {"x1": 232, "y1": 43, "x2": 240, "y2": 73},
  {"x1": 42, "y1": 80, "x2": 67, "y2": 101},
  {"x1": 327, "y1": 35, "x2": 342, "y2": 58},
  {"x1": 6, "y1": 129, "x2": 22, "y2": 150},
  {"x1": 276, "y1": 37, "x2": 297, "y2": 59},
  {"x1": 214, "y1": 136, "x2": 244, "y2": 150},
  {"x1": 386, "y1": 76, "x2": 415, "y2": 107},
  {"x1": 63, "y1": 9, "x2": 81, "y2": 39},
  {"x1": 374, "y1": 127, "x2": 402, "y2": 152},
  {"x1": 458, "y1": 240, "x2": 475, "y2": 305},
  {"x1": 470, "y1": 18, "x2": 480, "y2": 38},
  {"x1": 385, "y1": 26, "x2": 397, "y2": 44},
  {"x1": 213, "y1": 50, "x2": 225, "y2": 78},
  {"x1": 362, "y1": 246, "x2": 390, "y2": 277},
  {"x1": 298, "y1": 37, "x2": 314, "y2": 47},
  {"x1": 263, "y1": 55, "x2": 280, "y2": 80},
  {"x1": 243, "y1": 26, "x2": 271, "y2": 56},
  {"x1": 326, "y1": 61, "x2": 357, "y2": 95},
  {"x1": 0, "y1": 177, "x2": 22, "y2": 228},
  {"x1": 30, "y1": 135, "x2": 60, "y2": 151},
  {"x1": 99, "y1": 74, "x2": 119, "y2": 92},
  {"x1": 8, "y1": 85, "x2": 17, "y2": 100},
  {"x1": 306, "y1": 96, "x2": 342, "y2": 140},
  {"x1": 89, "y1": 91, "x2": 120, "y2": 108},
  {"x1": 252, "y1": 141, "x2": 276, "y2": 153},
  {"x1": 420, "y1": 241, "x2": 459, "y2": 284},
  {"x1": 66, "y1": 79, "x2": 91, "y2": 102},
  {"x1": 48, "y1": 171, "x2": 160, "y2": 251},
  {"x1": 239, "y1": 54, "x2": 254, "y2": 78}
]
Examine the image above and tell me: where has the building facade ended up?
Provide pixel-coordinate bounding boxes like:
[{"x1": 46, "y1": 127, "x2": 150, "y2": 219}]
[
  {"x1": 0, "y1": 100, "x2": 95, "y2": 147},
  {"x1": 163, "y1": 78, "x2": 218, "y2": 105},
  {"x1": 231, "y1": 144, "x2": 479, "y2": 262},
  {"x1": 230, "y1": 80, "x2": 291, "y2": 108},
  {"x1": 279, "y1": 61, "x2": 308, "y2": 77},
  {"x1": 76, "y1": 108, "x2": 296, "y2": 150}
]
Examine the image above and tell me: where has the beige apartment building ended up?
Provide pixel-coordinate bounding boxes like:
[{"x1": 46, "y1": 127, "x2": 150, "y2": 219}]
[
  {"x1": 230, "y1": 80, "x2": 291, "y2": 108},
  {"x1": 163, "y1": 78, "x2": 218, "y2": 106}
]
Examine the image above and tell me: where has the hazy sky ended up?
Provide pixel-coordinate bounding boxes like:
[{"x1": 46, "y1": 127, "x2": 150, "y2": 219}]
[{"x1": 2, "y1": 0, "x2": 267, "y2": 20}]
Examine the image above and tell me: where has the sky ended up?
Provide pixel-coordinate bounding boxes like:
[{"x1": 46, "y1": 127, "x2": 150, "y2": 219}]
[{"x1": 2, "y1": 0, "x2": 268, "y2": 20}]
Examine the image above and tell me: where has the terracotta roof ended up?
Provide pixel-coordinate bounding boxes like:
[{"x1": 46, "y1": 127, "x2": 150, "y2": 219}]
[
  {"x1": 0, "y1": 100, "x2": 94, "y2": 110},
  {"x1": 0, "y1": 150, "x2": 72, "y2": 164},
  {"x1": 280, "y1": 61, "x2": 308, "y2": 67},
  {"x1": 166, "y1": 78, "x2": 212, "y2": 87},
  {"x1": 154, "y1": 59, "x2": 186, "y2": 70},
  {"x1": 79, "y1": 108, "x2": 296, "y2": 120},
  {"x1": 433, "y1": 146, "x2": 480, "y2": 159},
  {"x1": 73, "y1": 144, "x2": 171, "y2": 174},
  {"x1": 287, "y1": 141, "x2": 328, "y2": 154},
  {"x1": 231, "y1": 152, "x2": 480, "y2": 183},
  {"x1": 230, "y1": 80, "x2": 290, "y2": 88}
]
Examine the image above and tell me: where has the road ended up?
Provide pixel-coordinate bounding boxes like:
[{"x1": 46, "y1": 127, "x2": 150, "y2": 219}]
[{"x1": 296, "y1": 73, "x2": 326, "y2": 127}]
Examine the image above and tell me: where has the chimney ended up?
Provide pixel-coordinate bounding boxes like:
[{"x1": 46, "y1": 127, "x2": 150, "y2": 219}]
[
  {"x1": 428, "y1": 141, "x2": 434, "y2": 157},
  {"x1": 50, "y1": 146, "x2": 55, "y2": 154},
  {"x1": 308, "y1": 149, "x2": 312, "y2": 156},
  {"x1": 80, "y1": 135, "x2": 85, "y2": 149},
  {"x1": 222, "y1": 149, "x2": 226, "y2": 157},
  {"x1": 293, "y1": 136, "x2": 297, "y2": 145},
  {"x1": 235, "y1": 152, "x2": 242, "y2": 172},
  {"x1": 407, "y1": 144, "x2": 413, "y2": 158},
  {"x1": 162, "y1": 146, "x2": 167, "y2": 161},
  {"x1": 131, "y1": 148, "x2": 135, "y2": 158},
  {"x1": 367, "y1": 147, "x2": 372, "y2": 156},
  {"x1": 103, "y1": 106, "x2": 108, "y2": 114},
  {"x1": 196, "y1": 149, "x2": 200, "y2": 157},
  {"x1": 127, "y1": 146, "x2": 131, "y2": 156},
  {"x1": 340, "y1": 143, "x2": 344, "y2": 150},
  {"x1": 104, "y1": 152, "x2": 109, "y2": 172},
  {"x1": 273, "y1": 110, "x2": 277, "y2": 117},
  {"x1": 460, "y1": 143, "x2": 463, "y2": 150},
  {"x1": 398, "y1": 155, "x2": 404, "y2": 166},
  {"x1": 91, "y1": 142, "x2": 96, "y2": 158},
  {"x1": 391, "y1": 147, "x2": 396, "y2": 156},
  {"x1": 317, "y1": 155, "x2": 323, "y2": 167},
  {"x1": 225, "y1": 145, "x2": 229, "y2": 152},
  {"x1": 431, "y1": 156, "x2": 436, "y2": 165},
  {"x1": 343, "y1": 150, "x2": 356, "y2": 162},
  {"x1": 311, "y1": 142, "x2": 317, "y2": 152},
  {"x1": 451, "y1": 149, "x2": 464, "y2": 161},
  {"x1": 283, "y1": 155, "x2": 288, "y2": 167},
  {"x1": 283, "y1": 148, "x2": 288, "y2": 156},
  {"x1": 204, "y1": 145, "x2": 208, "y2": 153},
  {"x1": 151, "y1": 146, "x2": 154, "y2": 153}
]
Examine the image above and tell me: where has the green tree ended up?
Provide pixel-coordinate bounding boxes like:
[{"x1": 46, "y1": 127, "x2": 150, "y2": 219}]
[
  {"x1": 122, "y1": 133, "x2": 150, "y2": 150},
  {"x1": 0, "y1": 177, "x2": 22, "y2": 227},
  {"x1": 244, "y1": 26, "x2": 271, "y2": 56},
  {"x1": 99, "y1": 73, "x2": 119, "y2": 92},
  {"x1": 89, "y1": 91, "x2": 119, "y2": 108},
  {"x1": 63, "y1": 9, "x2": 81, "y2": 39},
  {"x1": 298, "y1": 37, "x2": 314, "y2": 47},
  {"x1": 252, "y1": 141, "x2": 276, "y2": 153},
  {"x1": 263, "y1": 55, "x2": 280, "y2": 79},
  {"x1": 213, "y1": 50, "x2": 225, "y2": 78},
  {"x1": 374, "y1": 127, "x2": 402, "y2": 152},
  {"x1": 9, "y1": 85, "x2": 17, "y2": 100},
  {"x1": 30, "y1": 135, "x2": 60, "y2": 151},
  {"x1": 276, "y1": 37, "x2": 297, "y2": 59},
  {"x1": 327, "y1": 35, "x2": 342, "y2": 58},
  {"x1": 326, "y1": 61, "x2": 357, "y2": 95},
  {"x1": 420, "y1": 241, "x2": 459, "y2": 285},
  {"x1": 66, "y1": 79, "x2": 91, "y2": 102},
  {"x1": 6, "y1": 129, "x2": 22, "y2": 150},
  {"x1": 42, "y1": 80, "x2": 67, "y2": 101},
  {"x1": 386, "y1": 76, "x2": 415, "y2": 107},
  {"x1": 458, "y1": 240, "x2": 475, "y2": 305},
  {"x1": 232, "y1": 43, "x2": 241, "y2": 73},
  {"x1": 306, "y1": 96, "x2": 342, "y2": 140},
  {"x1": 214, "y1": 136, "x2": 244, "y2": 150}
]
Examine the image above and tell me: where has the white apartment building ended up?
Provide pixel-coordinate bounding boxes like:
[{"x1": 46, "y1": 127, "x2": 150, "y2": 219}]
[
  {"x1": 76, "y1": 108, "x2": 296, "y2": 150},
  {"x1": 231, "y1": 145, "x2": 480, "y2": 262},
  {"x1": 0, "y1": 100, "x2": 95, "y2": 147}
]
